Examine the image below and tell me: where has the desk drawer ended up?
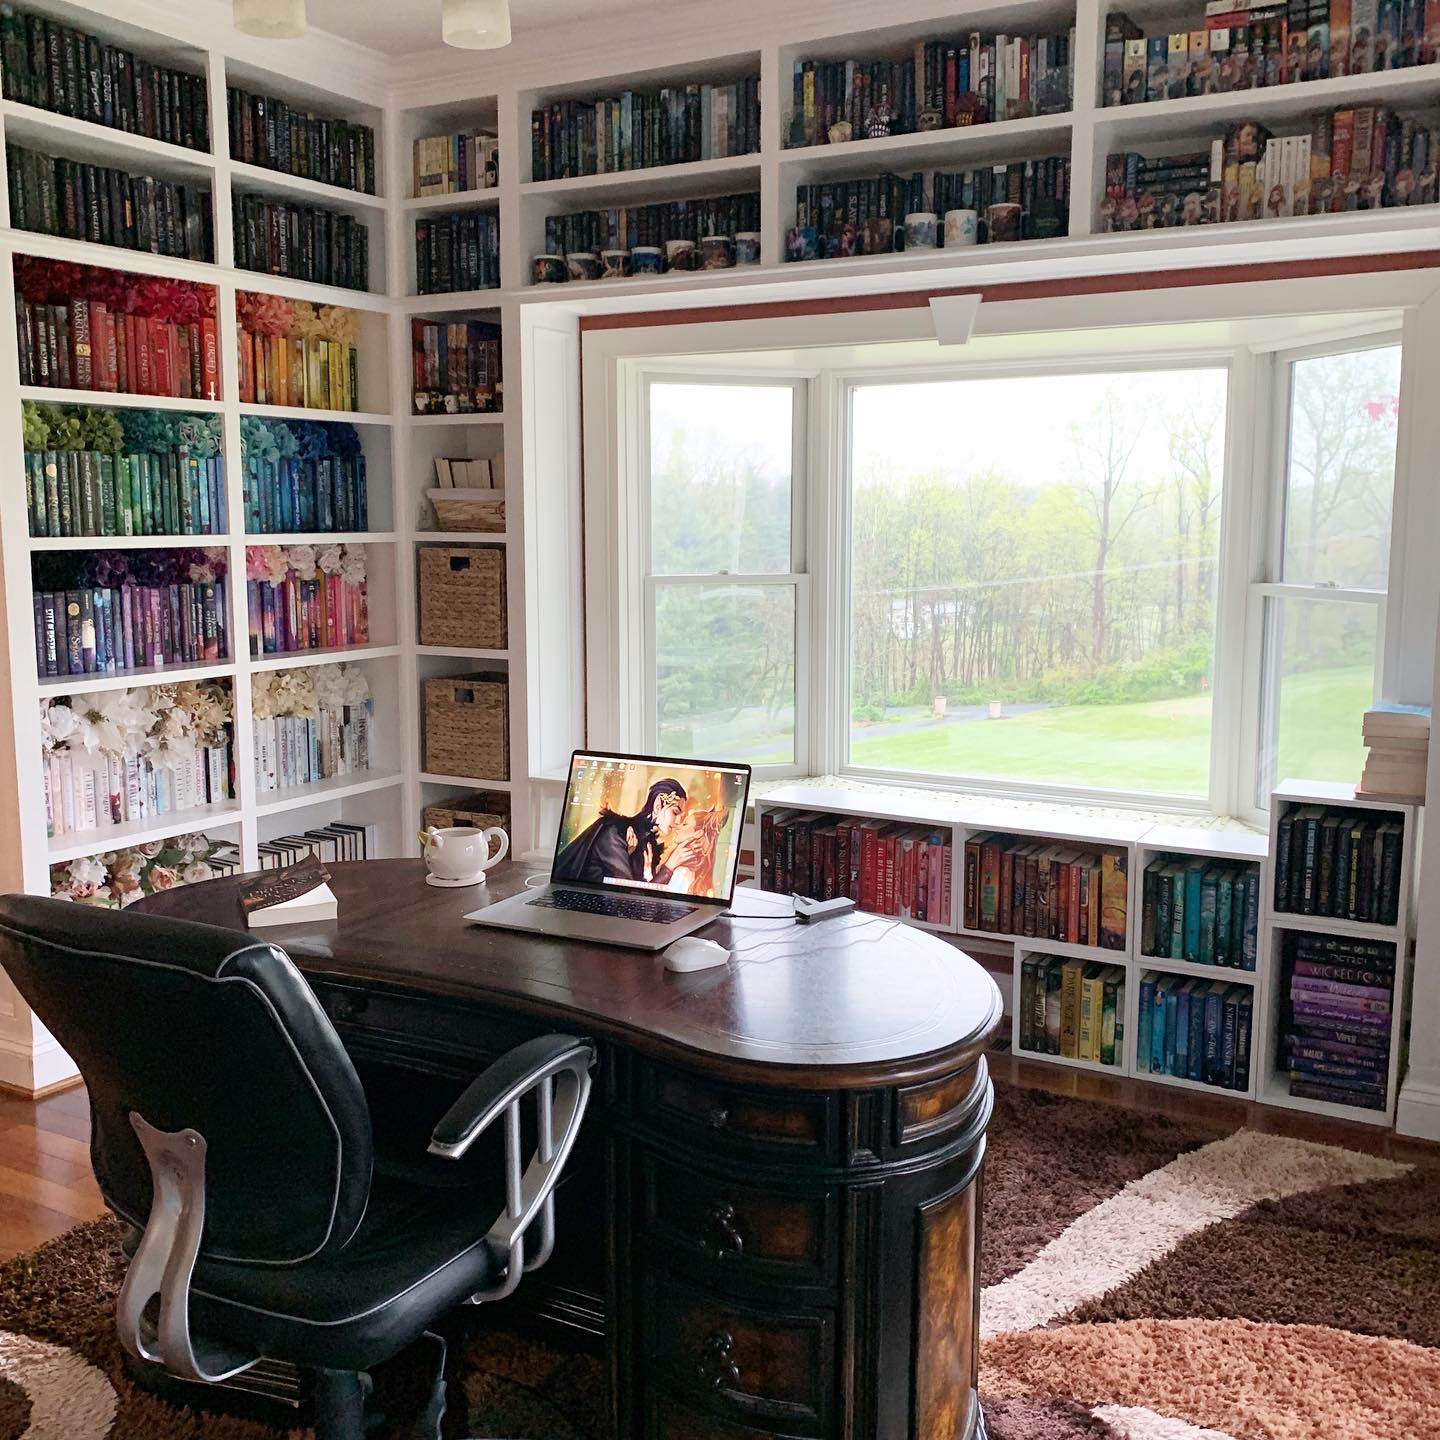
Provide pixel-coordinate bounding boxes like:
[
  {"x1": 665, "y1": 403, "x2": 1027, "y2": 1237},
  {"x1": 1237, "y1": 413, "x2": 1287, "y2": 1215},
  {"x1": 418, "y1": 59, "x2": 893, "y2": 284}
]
[
  {"x1": 640, "y1": 1067, "x2": 832, "y2": 1160},
  {"x1": 648, "y1": 1390, "x2": 814, "y2": 1440},
  {"x1": 643, "y1": 1271, "x2": 834, "y2": 1431},
  {"x1": 642, "y1": 1154, "x2": 835, "y2": 1291}
]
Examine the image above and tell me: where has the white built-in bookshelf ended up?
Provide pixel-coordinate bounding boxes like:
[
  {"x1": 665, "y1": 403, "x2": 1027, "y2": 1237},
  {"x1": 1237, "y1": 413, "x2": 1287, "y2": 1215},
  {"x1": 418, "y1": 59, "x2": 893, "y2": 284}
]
[
  {"x1": 755, "y1": 780, "x2": 1414, "y2": 1124},
  {"x1": 0, "y1": 0, "x2": 1433, "y2": 1095}
]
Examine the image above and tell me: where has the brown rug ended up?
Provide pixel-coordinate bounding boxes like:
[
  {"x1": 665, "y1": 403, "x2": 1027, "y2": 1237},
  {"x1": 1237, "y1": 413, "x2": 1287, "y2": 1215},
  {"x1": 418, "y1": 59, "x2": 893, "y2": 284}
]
[{"x1": 0, "y1": 1083, "x2": 1436, "y2": 1439}]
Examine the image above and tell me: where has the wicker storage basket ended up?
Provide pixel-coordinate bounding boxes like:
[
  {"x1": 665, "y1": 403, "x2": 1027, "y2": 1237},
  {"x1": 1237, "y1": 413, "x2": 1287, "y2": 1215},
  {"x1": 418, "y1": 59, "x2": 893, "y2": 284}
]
[
  {"x1": 427, "y1": 488, "x2": 506, "y2": 533},
  {"x1": 421, "y1": 790, "x2": 511, "y2": 837},
  {"x1": 423, "y1": 673, "x2": 508, "y2": 780},
  {"x1": 418, "y1": 545, "x2": 506, "y2": 650}
]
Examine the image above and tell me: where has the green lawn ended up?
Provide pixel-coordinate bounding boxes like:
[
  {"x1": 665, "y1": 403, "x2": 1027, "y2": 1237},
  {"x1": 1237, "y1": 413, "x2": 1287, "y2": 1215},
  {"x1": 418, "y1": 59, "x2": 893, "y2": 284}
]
[{"x1": 848, "y1": 665, "x2": 1373, "y2": 795}]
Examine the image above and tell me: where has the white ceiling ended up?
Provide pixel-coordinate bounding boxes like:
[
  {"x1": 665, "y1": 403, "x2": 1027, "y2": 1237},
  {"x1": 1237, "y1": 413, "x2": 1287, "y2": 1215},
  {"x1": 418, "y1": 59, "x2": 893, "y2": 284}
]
[{"x1": 299, "y1": 0, "x2": 649, "y2": 58}]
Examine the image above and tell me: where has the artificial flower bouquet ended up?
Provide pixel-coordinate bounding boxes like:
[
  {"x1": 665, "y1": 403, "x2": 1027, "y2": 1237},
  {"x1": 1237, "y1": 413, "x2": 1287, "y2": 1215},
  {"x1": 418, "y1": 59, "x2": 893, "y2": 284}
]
[
  {"x1": 236, "y1": 291, "x2": 360, "y2": 411},
  {"x1": 50, "y1": 833, "x2": 240, "y2": 909},
  {"x1": 240, "y1": 415, "x2": 368, "y2": 533}
]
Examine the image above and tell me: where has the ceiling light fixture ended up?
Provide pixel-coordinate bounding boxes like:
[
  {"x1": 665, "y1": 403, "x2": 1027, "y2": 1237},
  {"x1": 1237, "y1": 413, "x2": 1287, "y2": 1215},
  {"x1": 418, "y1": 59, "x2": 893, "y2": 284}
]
[
  {"x1": 443, "y1": 0, "x2": 512, "y2": 48},
  {"x1": 233, "y1": 0, "x2": 307, "y2": 39}
]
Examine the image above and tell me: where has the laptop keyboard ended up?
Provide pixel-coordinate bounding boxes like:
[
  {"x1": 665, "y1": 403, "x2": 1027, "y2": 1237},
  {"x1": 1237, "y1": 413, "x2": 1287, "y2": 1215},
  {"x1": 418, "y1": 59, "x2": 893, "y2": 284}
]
[{"x1": 528, "y1": 888, "x2": 698, "y2": 924}]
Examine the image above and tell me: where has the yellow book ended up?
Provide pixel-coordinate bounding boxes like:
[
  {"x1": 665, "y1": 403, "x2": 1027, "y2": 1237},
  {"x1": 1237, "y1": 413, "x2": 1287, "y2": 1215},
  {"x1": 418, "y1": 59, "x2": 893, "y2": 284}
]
[{"x1": 1059, "y1": 959, "x2": 1084, "y2": 1058}]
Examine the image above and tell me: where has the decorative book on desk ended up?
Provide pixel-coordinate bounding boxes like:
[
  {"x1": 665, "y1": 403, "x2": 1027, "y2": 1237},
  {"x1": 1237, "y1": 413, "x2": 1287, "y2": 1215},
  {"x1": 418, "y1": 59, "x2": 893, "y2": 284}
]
[
  {"x1": 242, "y1": 855, "x2": 338, "y2": 928},
  {"x1": 246, "y1": 881, "x2": 337, "y2": 928}
]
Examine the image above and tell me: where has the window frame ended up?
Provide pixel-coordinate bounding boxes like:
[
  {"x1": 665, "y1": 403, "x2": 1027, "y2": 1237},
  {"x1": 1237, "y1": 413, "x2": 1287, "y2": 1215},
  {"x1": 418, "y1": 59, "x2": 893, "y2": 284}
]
[
  {"x1": 638, "y1": 371, "x2": 812, "y2": 778},
  {"x1": 829, "y1": 351, "x2": 1250, "y2": 814},
  {"x1": 1236, "y1": 331, "x2": 1402, "y2": 817}
]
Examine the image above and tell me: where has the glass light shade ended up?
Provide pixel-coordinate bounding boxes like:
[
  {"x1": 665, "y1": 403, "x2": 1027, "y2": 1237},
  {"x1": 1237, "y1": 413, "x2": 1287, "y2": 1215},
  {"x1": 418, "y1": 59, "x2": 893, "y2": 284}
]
[
  {"x1": 443, "y1": 0, "x2": 512, "y2": 48},
  {"x1": 233, "y1": 0, "x2": 307, "y2": 39}
]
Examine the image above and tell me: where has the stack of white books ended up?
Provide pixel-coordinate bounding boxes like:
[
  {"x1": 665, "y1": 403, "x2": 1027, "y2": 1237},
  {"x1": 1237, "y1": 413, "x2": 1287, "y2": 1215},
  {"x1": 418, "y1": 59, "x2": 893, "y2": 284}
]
[{"x1": 1358, "y1": 704, "x2": 1431, "y2": 802}]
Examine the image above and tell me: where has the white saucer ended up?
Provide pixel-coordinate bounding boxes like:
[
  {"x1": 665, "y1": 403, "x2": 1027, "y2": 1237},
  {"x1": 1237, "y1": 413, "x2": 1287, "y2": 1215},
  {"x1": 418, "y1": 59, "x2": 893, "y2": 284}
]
[{"x1": 425, "y1": 871, "x2": 488, "y2": 889}]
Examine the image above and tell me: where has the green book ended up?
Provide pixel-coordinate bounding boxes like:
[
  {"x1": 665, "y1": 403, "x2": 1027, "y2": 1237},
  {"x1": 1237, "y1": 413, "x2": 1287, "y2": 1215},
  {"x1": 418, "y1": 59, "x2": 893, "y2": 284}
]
[
  {"x1": 78, "y1": 450, "x2": 98, "y2": 536},
  {"x1": 97, "y1": 452, "x2": 117, "y2": 536},
  {"x1": 42, "y1": 451, "x2": 61, "y2": 538},
  {"x1": 1101, "y1": 965, "x2": 1120, "y2": 1066},
  {"x1": 1199, "y1": 868, "x2": 1218, "y2": 966},
  {"x1": 24, "y1": 452, "x2": 45, "y2": 536},
  {"x1": 114, "y1": 455, "x2": 134, "y2": 537},
  {"x1": 1215, "y1": 868, "x2": 1234, "y2": 967},
  {"x1": 53, "y1": 451, "x2": 73, "y2": 536},
  {"x1": 138, "y1": 456, "x2": 156, "y2": 536}
]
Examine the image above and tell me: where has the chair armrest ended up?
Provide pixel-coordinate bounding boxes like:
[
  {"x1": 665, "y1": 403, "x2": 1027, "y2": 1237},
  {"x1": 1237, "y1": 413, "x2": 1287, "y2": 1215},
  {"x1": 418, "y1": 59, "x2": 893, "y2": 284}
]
[
  {"x1": 428, "y1": 1034, "x2": 594, "y2": 1159},
  {"x1": 428, "y1": 1034, "x2": 595, "y2": 1300}
]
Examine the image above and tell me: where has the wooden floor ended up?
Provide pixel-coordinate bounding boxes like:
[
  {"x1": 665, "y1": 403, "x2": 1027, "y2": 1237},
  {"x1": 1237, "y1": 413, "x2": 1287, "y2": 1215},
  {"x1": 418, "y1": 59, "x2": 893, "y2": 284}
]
[{"x1": 0, "y1": 1061, "x2": 1434, "y2": 1264}]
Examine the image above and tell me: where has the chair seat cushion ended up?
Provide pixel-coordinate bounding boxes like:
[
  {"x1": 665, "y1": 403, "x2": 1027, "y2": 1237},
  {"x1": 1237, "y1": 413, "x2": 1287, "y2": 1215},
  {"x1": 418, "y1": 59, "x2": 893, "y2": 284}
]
[{"x1": 187, "y1": 1169, "x2": 505, "y2": 1371}]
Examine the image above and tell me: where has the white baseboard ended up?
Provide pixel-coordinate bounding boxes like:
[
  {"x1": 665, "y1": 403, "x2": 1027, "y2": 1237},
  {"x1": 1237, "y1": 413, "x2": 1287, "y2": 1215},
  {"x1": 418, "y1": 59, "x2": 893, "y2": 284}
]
[
  {"x1": 0, "y1": 1031, "x2": 77, "y2": 1095},
  {"x1": 1396, "y1": 1077, "x2": 1440, "y2": 1141}
]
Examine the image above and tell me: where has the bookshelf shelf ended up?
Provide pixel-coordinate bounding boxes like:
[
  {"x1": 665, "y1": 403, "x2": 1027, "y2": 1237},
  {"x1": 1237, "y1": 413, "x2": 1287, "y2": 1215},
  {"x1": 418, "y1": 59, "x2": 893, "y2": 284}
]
[
  {"x1": 246, "y1": 532, "x2": 398, "y2": 546},
  {"x1": 405, "y1": 189, "x2": 501, "y2": 213},
  {"x1": 400, "y1": 291, "x2": 503, "y2": 315},
  {"x1": 249, "y1": 644, "x2": 401, "y2": 672},
  {"x1": 1012, "y1": 1041, "x2": 1123, "y2": 1076},
  {"x1": 232, "y1": 271, "x2": 393, "y2": 315},
  {"x1": 1268, "y1": 912, "x2": 1403, "y2": 942},
  {"x1": 779, "y1": 112, "x2": 1074, "y2": 176},
  {"x1": 1259, "y1": 1070, "x2": 1392, "y2": 1126},
  {"x1": 36, "y1": 659, "x2": 238, "y2": 694},
  {"x1": 48, "y1": 802, "x2": 243, "y2": 863},
  {"x1": 1129, "y1": 1066, "x2": 1254, "y2": 1102},
  {"x1": 237, "y1": 403, "x2": 393, "y2": 426},
  {"x1": 520, "y1": 153, "x2": 763, "y2": 207},
  {"x1": 414, "y1": 530, "x2": 508, "y2": 544},
  {"x1": 28, "y1": 535, "x2": 231, "y2": 551},
  {"x1": 961, "y1": 929, "x2": 1123, "y2": 964},
  {"x1": 1093, "y1": 65, "x2": 1440, "y2": 147},
  {"x1": 1136, "y1": 955, "x2": 1258, "y2": 986},
  {"x1": 408, "y1": 412, "x2": 505, "y2": 427},
  {"x1": 413, "y1": 645, "x2": 508, "y2": 660},
  {"x1": 418, "y1": 772, "x2": 512, "y2": 790},
  {"x1": 228, "y1": 160, "x2": 388, "y2": 215},
  {"x1": 18, "y1": 387, "x2": 224, "y2": 413},
  {"x1": 0, "y1": 99, "x2": 217, "y2": 181},
  {"x1": 254, "y1": 769, "x2": 405, "y2": 817}
]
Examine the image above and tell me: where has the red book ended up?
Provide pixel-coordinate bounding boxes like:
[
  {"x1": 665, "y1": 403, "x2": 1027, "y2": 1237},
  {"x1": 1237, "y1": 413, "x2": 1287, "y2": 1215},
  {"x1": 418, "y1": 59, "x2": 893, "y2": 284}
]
[
  {"x1": 941, "y1": 844, "x2": 953, "y2": 929},
  {"x1": 238, "y1": 329, "x2": 253, "y2": 403},
  {"x1": 123, "y1": 314, "x2": 139, "y2": 394},
  {"x1": 201, "y1": 317, "x2": 219, "y2": 401},
  {"x1": 944, "y1": 48, "x2": 959, "y2": 125},
  {"x1": 186, "y1": 323, "x2": 201, "y2": 399},
  {"x1": 327, "y1": 575, "x2": 342, "y2": 647},
  {"x1": 136, "y1": 318, "x2": 155, "y2": 395},
  {"x1": 998, "y1": 843, "x2": 1015, "y2": 934},
  {"x1": 858, "y1": 820, "x2": 884, "y2": 913},
  {"x1": 1068, "y1": 860, "x2": 1082, "y2": 943}
]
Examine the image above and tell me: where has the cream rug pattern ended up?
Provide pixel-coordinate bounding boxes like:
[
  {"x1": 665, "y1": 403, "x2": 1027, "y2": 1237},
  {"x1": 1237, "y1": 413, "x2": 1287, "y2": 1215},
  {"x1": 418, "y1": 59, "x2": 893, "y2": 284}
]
[{"x1": 0, "y1": 1083, "x2": 1436, "y2": 1438}]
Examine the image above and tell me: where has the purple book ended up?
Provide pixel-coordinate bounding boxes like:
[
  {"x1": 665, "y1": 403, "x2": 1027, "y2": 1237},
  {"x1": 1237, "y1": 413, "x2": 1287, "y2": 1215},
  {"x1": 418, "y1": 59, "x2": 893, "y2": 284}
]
[
  {"x1": 1291, "y1": 997, "x2": 1391, "y2": 1027},
  {"x1": 1291, "y1": 974, "x2": 1392, "y2": 1003}
]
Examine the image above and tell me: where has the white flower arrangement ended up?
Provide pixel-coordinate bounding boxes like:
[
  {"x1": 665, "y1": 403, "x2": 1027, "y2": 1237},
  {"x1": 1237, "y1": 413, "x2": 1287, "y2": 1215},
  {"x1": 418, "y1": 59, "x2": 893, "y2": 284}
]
[
  {"x1": 313, "y1": 662, "x2": 371, "y2": 711},
  {"x1": 39, "y1": 683, "x2": 232, "y2": 761}
]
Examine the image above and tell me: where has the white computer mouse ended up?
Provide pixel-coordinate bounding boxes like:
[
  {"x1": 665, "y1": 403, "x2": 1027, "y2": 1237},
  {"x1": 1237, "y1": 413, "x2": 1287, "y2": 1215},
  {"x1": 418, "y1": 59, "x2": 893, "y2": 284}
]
[{"x1": 662, "y1": 936, "x2": 730, "y2": 972}]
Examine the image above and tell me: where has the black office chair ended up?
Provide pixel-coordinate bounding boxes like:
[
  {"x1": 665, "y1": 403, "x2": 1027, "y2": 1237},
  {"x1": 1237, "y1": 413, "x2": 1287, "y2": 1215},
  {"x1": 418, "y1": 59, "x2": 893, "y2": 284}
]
[{"x1": 0, "y1": 894, "x2": 594, "y2": 1440}]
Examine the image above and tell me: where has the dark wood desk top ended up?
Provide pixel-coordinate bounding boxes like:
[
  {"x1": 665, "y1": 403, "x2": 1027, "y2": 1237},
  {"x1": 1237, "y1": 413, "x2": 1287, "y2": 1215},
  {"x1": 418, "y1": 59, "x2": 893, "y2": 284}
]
[{"x1": 140, "y1": 859, "x2": 1003, "y2": 1090}]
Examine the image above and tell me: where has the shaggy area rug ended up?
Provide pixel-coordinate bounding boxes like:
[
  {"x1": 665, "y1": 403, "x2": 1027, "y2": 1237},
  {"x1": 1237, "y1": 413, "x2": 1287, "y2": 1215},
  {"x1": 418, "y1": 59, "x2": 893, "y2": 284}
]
[{"x1": 0, "y1": 1083, "x2": 1436, "y2": 1439}]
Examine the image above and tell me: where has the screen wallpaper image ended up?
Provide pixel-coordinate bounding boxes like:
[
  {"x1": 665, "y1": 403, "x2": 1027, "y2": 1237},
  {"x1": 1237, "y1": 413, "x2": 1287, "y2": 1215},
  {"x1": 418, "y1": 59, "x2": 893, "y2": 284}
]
[{"x1": 551, "y1": 757, "x2": 748, "y2": 899}]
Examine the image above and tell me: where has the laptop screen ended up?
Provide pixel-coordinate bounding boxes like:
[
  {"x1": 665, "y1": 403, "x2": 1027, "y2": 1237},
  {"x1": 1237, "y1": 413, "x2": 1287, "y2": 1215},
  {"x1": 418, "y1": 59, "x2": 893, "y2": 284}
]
[{"x1": 551, "y1": 752, "x2": 751, "y2": 903}]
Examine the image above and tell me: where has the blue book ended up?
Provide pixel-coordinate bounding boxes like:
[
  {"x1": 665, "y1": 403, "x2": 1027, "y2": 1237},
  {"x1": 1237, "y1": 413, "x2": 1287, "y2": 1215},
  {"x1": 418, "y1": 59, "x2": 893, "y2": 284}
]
[
  {"x1": 1163, "y1": 987, "x2": 1180, "y2": 1075},
  {"x1": 1184, "y1": 863, "x2": 1204, "y2": 961},
  {"x1": 93, "y1": 589, "x2": 110, "y2": 674},
  {"x1": 1220, "y1": 987, "x2": 1240, "y2": 1085},
  {"x1": 1186, "y1": 979, "x2": 1206, "y2": 1081},
  {"x1": 1241, "y1": 868, "x2": 1260, "y2": 970},
  {"x1": 1203, "y1": 981, "x2": 1226, "y2": 1084},
  {"x1": 1174, "y1": 982, "x2": 1191, "y2": 1078},
  {"x1": 1233, "y1": 990, "x2": 1253, "y2": 1092},
  {"x1": 191, "y1": 457, "x2": 209, "y2": 535},
  {"x1": 1151, "y1": 976, "x2": 1168, "y2": 1074},
  {"x1": 286, "y1": 458, "x2": 301, "y2": 532},
  {"x1": 1137, "y1": 972, "x2": 1154, "y2": 1074},
  {"x1": 355, "y1": 454, "x2": 368, "y2": 530}
]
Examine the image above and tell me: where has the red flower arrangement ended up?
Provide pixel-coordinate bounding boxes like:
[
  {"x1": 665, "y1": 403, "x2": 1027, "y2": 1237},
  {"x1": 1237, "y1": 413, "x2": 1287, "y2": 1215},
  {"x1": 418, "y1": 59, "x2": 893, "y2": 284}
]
[{"x1": 13, "y1": 257, "x2": 216, "y2": 320}]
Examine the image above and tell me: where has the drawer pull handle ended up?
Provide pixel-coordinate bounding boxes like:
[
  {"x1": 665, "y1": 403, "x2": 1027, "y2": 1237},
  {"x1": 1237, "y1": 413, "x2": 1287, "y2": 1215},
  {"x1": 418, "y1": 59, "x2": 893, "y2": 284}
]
[
  {"x1": 705, "y1": 1201, "x2": 744, "y2": 1259},
  {"x1": 332, "y1": 994, "x2": 367, "y2": 1021},
  {"x1": 708, "y1": 1106, "x2": 729, "y2": 1130},
  {"x1": 697, "y1": 1329, "x2": 740, "y2": 1391}
]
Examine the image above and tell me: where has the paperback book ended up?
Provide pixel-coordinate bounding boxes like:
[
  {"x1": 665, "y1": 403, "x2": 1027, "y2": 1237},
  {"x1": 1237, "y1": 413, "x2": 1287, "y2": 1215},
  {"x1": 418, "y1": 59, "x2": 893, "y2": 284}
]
[
  {"x1": 1020, "y1": 955, "x2": 1127, "y2": 1066},
  {"x1": 232, "y1": 194, "x2": 370, "y2": 292},
  {"x1": 1141, "y1": 855, "x2": 1261, "y2": 969},
  {"x1": 415, "y1": 211, "x2": 500, "y2": 293},
  {"x1": 411, "y1": 318, "x2": 502, "y2": 415},
  {"x1": 1138, "y1": 970, "x2": 1253, "y2": 1090},
  {"x1": 1273, "y1": 802, "x2": 1403, "y2": 925},
  {"x1": 228, "y1": 86, "x2": 376, "y2": 194}
]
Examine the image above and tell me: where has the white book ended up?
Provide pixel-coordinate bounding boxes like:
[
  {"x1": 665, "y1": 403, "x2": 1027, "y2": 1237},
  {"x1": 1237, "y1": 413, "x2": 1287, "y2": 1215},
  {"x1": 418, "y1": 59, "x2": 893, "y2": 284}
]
[
  {"x1": 80, "y1": 765, "x2": 98, "y2": 831},
  {"x1": 491, "y1": 453, "x2": 505, "y2": 490},
  {"x1": 247, "y1": 881, "x2": 338, "y2": 930}
]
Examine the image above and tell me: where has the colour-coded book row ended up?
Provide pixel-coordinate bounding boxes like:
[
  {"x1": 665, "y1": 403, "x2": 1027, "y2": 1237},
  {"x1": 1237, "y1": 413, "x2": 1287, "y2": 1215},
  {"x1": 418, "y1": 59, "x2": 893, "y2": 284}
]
[
  {"x1": 1019, "y1": 955, "x2": 1126, "y2": 1066},
  {"x1": 242, "y1": 455, "x2": 368, "y2": 535},
  {"x1": 246, "y1": 574, "x2": 369, "y2": 657},
  {"x1": 531, "y1": 80, "x2": 761, "y2": 182},
  {"x1": 44, "y1": 740, "x2": 233, "y2": 839},
  {"x1": 6, "y1": 145, "x2": 213, "y2": 261},
  {"x1": 963, "y1": 833, "x2": 1128, "y2": 949},
  {"x1": 1141, "y1": 856, "x2": 1261, "y2": 969},
  {"x1": 757, "y1": 809, "x2": 954, "y2": 924},
  {"x1": 1278, "y1": 932, "x2": 1396, "y2": 1110},
  {"x1": 252, "y1": 705, "x2": 373, "y2": 794},
  {"x1": 25, "y1": 449, "x2": 225, "y2": 539},
  {"x1": 227, "y1": 86, "x2": 376, "y2": 195},
  {"x1": 236, "y1": 331, "x2": 358, "y2": 412},
  {"x1": 32, "y1": 582, "x2": 228, "y2": 679},
  {"x1": 413, "y1": 130, "x2": 498, "y2": 196},
  {"x1": 1274, "y1": 803, "x2": 1403, "y2": 924},
  {"x1": 1138, "y1": 971, "x2": 1253, "y2": 1091},
  {"x1": 232, "y1": 195, "x2": 370, "y2": 292},
  {"x1": 544, "y1": 193, "x2": 761, "y2": 257},
  {"x1": 260, "y1": 822, "x2": 378, "y2": 868},
  {"x1": 16, "y1": 298, "x2": 220, "y2": 399},
  {"x1": 0, "y1": 3, "x2": 209, "y2": 149},
  {"x1": 414, "y1": 212, "x2": 500, "y2": 294}
]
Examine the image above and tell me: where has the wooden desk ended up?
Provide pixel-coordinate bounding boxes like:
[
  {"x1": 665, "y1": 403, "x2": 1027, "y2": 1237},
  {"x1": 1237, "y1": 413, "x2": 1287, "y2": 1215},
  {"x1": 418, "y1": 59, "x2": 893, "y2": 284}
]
[{"x1": 142, "y1": 859, "x2": 1003, "y2": 1440}]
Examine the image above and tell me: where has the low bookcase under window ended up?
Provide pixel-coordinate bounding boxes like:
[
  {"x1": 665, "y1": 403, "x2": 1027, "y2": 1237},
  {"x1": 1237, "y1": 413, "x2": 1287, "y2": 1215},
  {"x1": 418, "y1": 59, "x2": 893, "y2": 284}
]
[
  {"x1": 1015, "y1": 950, "x2": 1127, "y2": 1072},
  {"x1": 1259, "y1": 780, "x2": 1416, "y2": 1125}
]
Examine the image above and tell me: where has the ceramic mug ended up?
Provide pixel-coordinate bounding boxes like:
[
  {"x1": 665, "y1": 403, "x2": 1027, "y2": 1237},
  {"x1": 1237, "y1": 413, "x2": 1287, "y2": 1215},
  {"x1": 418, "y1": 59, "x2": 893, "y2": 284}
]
[
  {"x1": 944, "y1": 209, "x2": 979, "y2": 246},
  {"x1": 532, "y1": 253, "x2": 568, "y2": 284},
  {"x1": 601, "y1": 248, "x2": 632, "y2": 278},
  {"x1": 419, "y1": 825, "x2": 510, "y2": 884},
  {"x1": 665, "y1": 238, "x2": 697, "y2": 271},
  {"x1": 566, "y1": 251, "x2": 602, "y2": 281},
  {"x1": 734, "y1": 231, "x2": 762, "y2": 265},
  {"x1": 632, "y1": 245, "x2": 665, "y2": 275},
  {"x1": 904, "y1": 211, "x2": 938, "y2": 250},
  {"x1": 700, "y1": 234, "x2": 736, "y2": 269}
]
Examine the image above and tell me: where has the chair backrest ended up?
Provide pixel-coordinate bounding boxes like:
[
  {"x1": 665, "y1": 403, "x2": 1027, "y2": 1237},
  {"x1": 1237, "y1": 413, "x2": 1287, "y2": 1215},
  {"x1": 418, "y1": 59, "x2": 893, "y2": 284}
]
[{"x1": 0, "y1": 895, "x2": 373, "y2": 1266}]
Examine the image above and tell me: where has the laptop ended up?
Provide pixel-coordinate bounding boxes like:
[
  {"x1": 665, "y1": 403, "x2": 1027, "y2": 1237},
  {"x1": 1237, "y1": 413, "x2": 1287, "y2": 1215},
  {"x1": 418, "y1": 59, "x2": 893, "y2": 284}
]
[{"x1": 465, "y1": 750, "x2": 752, "y2": 951}]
